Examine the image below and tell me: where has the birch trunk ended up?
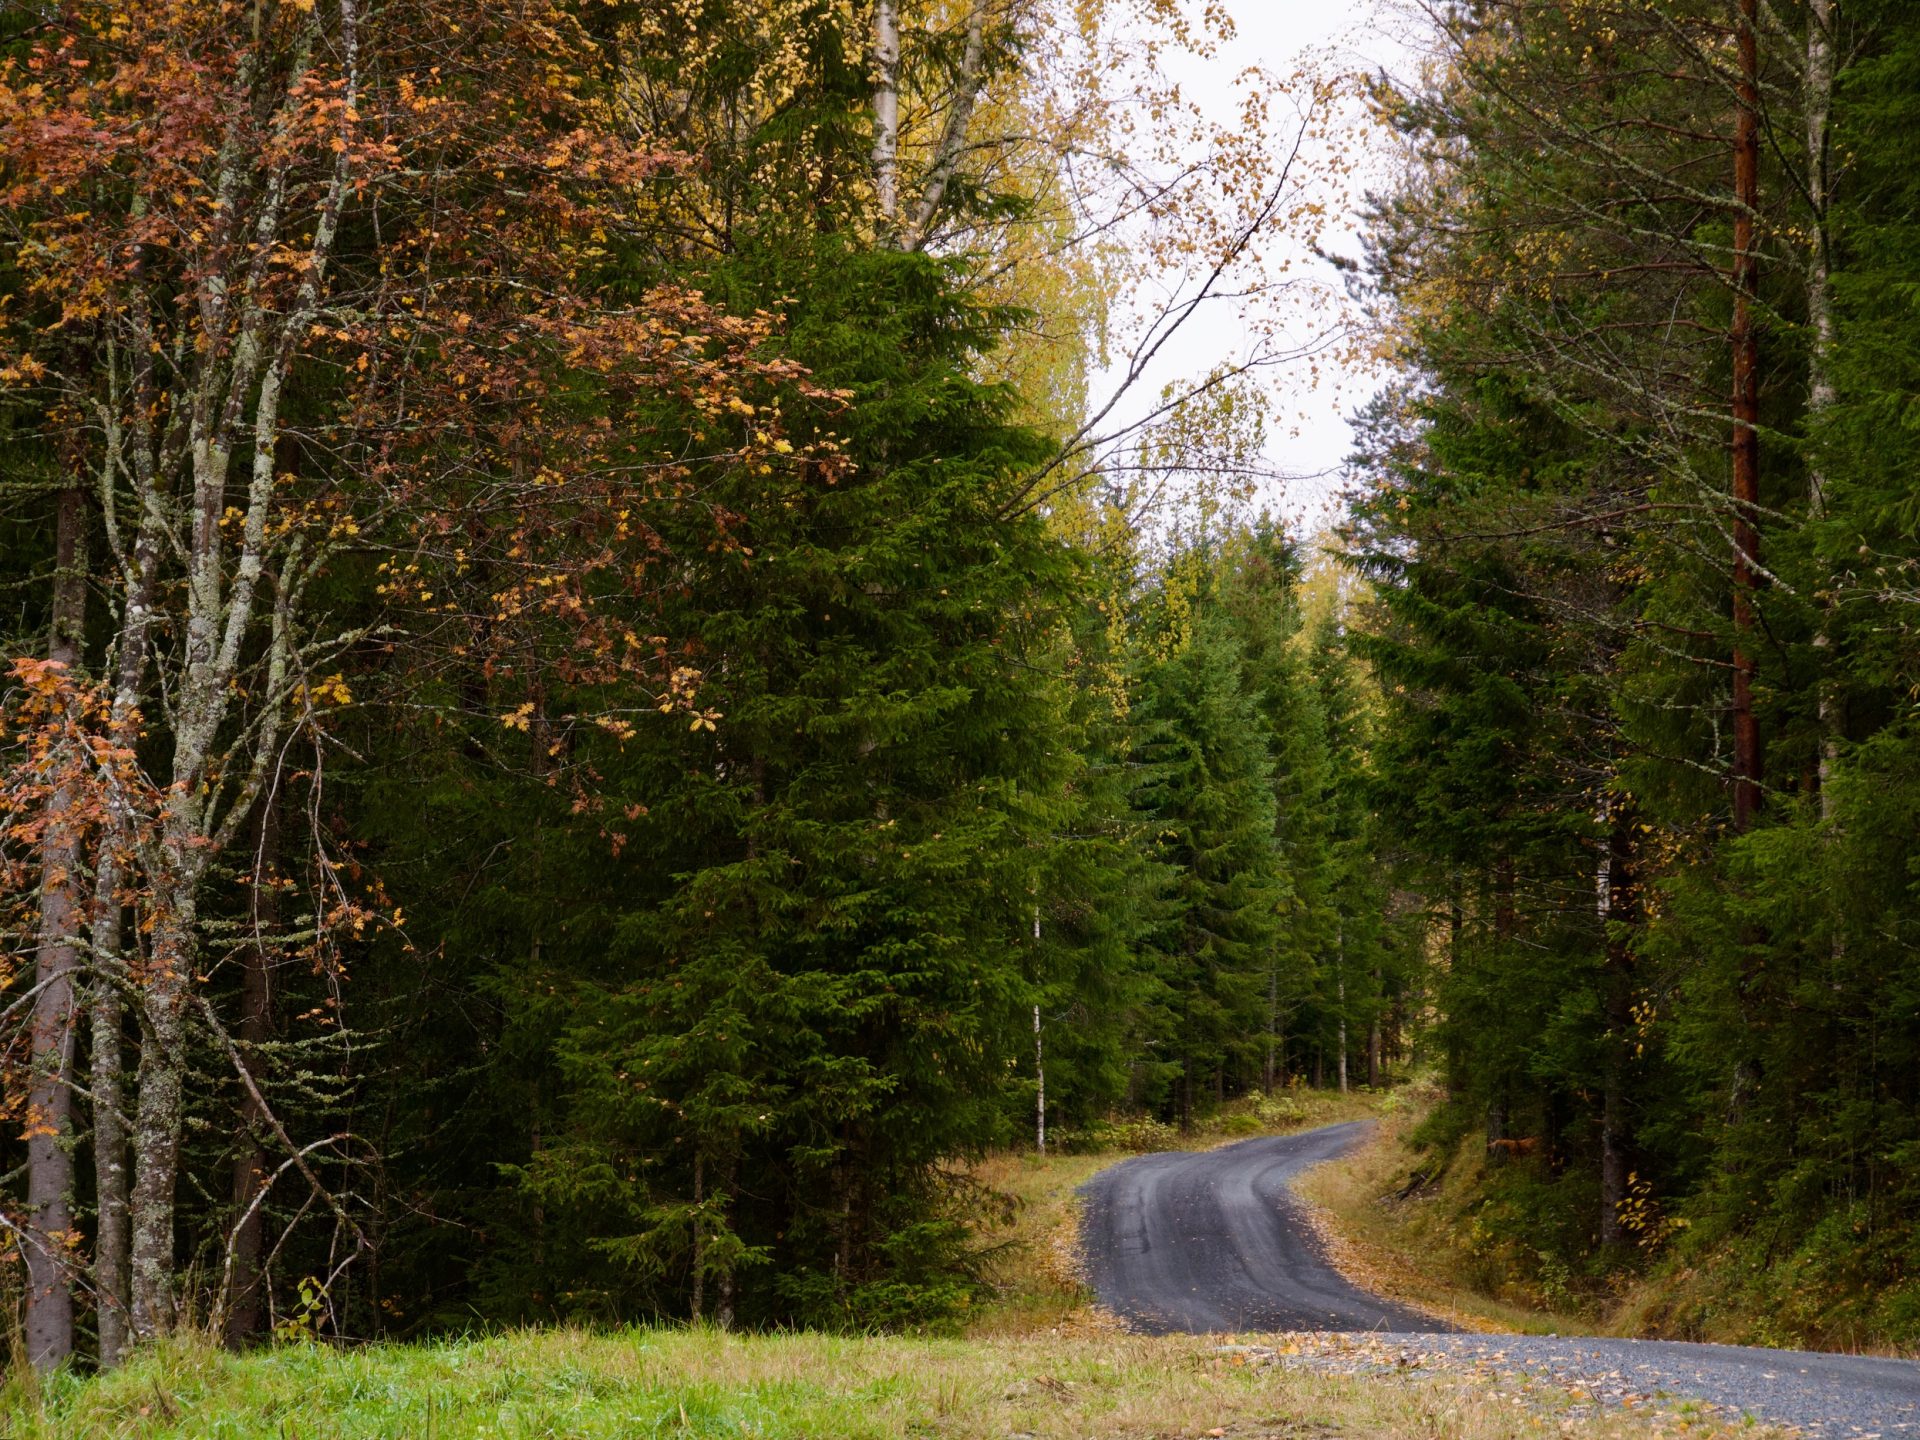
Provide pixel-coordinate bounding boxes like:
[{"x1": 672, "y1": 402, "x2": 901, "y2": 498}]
[
  {"x1": 1032, "y1": 906, "x2": 1045, "y2": 1154},
  {"x1": 23, "y1": 485, "x2": 88, "y2": 1371},
  {"x1": 871, "y1": 0, "x2": 901, "y2": 223},
  {"x1": 1335, "y1": 928, "x2": 1348, "y2": 1095}
]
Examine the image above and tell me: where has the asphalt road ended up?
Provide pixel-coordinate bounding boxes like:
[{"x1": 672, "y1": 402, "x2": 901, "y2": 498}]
[{"x1": 1078, "y1": 1120, "x2": 1920, "y2": 1436}]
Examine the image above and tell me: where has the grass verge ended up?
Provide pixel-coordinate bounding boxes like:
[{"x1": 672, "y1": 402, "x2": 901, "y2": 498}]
[
  {"x1": 1292, "y1": 1081, "x2": 1920, "y2": 1354},
  {"x1": 1291, "y1": 1090, "x2": 1584, "y2": 1336},
  {"x1": 2, "y1": 1327, "x2": 1789, "y2": 1439}
]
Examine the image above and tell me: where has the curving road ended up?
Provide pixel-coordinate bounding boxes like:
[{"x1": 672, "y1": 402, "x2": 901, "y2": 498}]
[
  {"x1": 1080, "y1": 1119, "x2": 1443, "y2": 1334},
  {"x1": 1078, "y1": 1120, "x2": 1920, "y2": 1436}
]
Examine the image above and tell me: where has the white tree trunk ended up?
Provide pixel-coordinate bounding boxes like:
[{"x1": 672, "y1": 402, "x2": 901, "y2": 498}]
[
  {"x1": 1335, "y1": 926, "x2": 1348, "y2": 1094},
  {"x1": 872, "y1": 0, "x2": 901, "y2": 223}
]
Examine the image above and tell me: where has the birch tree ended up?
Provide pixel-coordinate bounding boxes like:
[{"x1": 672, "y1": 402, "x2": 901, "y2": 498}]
[{"x1": 0, "y1": 0, "x2": 800, "y2": 1358}]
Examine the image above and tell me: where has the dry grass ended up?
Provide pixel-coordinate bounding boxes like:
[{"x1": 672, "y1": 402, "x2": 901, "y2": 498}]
[
  {"x1": 1291, "y1": 1089, "x2": 1590, "y2": 1338},
  {"x1": 3, "y1": 1327, "x2": 1791, "y2": 1440}
]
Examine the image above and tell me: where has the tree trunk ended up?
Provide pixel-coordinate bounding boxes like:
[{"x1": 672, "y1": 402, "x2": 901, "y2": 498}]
[
  {"x1": 224, "y1": 799, "x2": 281, "y2": 1347},
  {"x1": 1264, "y1": 960, "x2": 1279, "y2": 1092},
  {"x1": 1599, "y1": 798, "x2": 1637, "y2": 1247},
  {"x1": 23, "y1": 484, "x2": 88, "y2": 1371},
  {"x1": 716, "y1": 1155, "x2": 738, "y2": 1331},
  {"x1": 1034, "y1": 1004, "x2": 1046, "y2": 1155},
  {"x1": 90, "y1": 902, "x2": 132, "y2": 1369},
  {"x1": 1367, "y1": 966, "x2": 1382, "y2": 1089},
  {"x1": 1804, "y1": 0, "x2": 1839, "y2": 818},
  {"x1": 871, "y1": 0, "x2": 900, "y2": 223},
  {"x1": 1335, "y1": 925, "x2": 1349, "y2": 1095},
  {"x1": 1730, "y1": 0, "x2": 1763, "y2": 832},
  {"x1": 87, "y1": 549, "x2": 162, "y2": 1371},
  {"x1": 129, "y1": 880, "x2": 199, "y2": 1341},
  {"x1": 689, "y1": 1150, "x2": 706, "y2": 1325},
  {"x1": 1032, "y1": 907, "x2": 1045, "y2": 1154}
]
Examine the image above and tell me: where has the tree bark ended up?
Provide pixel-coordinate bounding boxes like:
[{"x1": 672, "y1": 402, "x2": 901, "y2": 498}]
[
  {"x1": 224, "y1": 797, "x2": 281, "y2": 1347},
  {"x1": 1335, "y1": 926, "x2": 1349, "y2": 1095},
  {"x1": 1032, "y1": 906, "x2": 1045, "y2": 1154},
  {"x1": 129, "y1": 886, "x2": 199, "y2": 1341},
  {"x1": 1730, "y1": 0, "x2": 1763, "y2": 832},
  {"x1": 716, "y1": 1155, "x2": 738, "y2": 1331},
  {"x1": 1367, "y1": 967, "x2": 1382, "y2": 1089},
  {"x1": 1599, "y1": 798, "x2": 1637, "y2": 1247},
  {"x1": 23, "y1": 484, "x2": 88, "y2": 1371},
  {"x1": 871, "y1": 0, "x2": 901, "y2": 224},
  {"x1": 89, "y1": 898, "x2": 132, "y2": 1369},
  {"x1": 1264, "y1": 960, "x2": 1279, "y2": 1093},
  {"x1": 1034, "y1": 1003, "x2": 1046, "y2": 1154},
  {"x1": 86, "y1": 555, "x2": 161, "y2": 1371},
  {"x1": 1804, "y1": 0, "x2": 1839, "y2": 818},
  {"x1": 903, "y1": 1, "x2": 990, "y2": 250},
  {"x1": 689, "y1": 1150, "x2": 706, "y2": 1325}
]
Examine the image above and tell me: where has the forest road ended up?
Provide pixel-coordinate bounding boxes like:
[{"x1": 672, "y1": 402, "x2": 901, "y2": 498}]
[
  {"x1": 1079, "y1": 1119, "x2": 1444, "y2": 1335},
  {"x1": 1078, "y1": 1120, "x2": 1920, "y2": 1437}
]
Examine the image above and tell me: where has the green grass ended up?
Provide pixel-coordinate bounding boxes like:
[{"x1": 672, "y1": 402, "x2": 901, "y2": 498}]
[
  {"x1": 2, "y1": 1088, "x2": 1798, "y2": 1437},
  {"x1": 2, "y1": 1327, "x2": 1787, "y2": 1439}
]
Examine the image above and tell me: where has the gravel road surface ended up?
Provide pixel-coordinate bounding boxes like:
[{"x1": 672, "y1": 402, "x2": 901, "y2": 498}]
[{"x1": 1079, "y1": 1120, "x2": 1920, "y2": 1436}]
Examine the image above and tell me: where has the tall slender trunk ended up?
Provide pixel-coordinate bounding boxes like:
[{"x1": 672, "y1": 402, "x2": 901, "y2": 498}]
[
  {"x1": 715, "y1": 1155, "x2": 738, "y2": 1331},
  {"x1": 1804, "y1": 0, "x2": 1839, "y2": 817},
  {"x1": 129, "y1": 884, "x2": 199, "y2": 1341},
  {"x1": 1033, "y1": 1004, "x2": 1046, "y2": 1154},
  {"x1": 224, "y1": 798, "x2": 280, "y2": 1347},
  {"x1": 1730, "y1": 0, "x2": 1763, "y2": 832},
  {"x1": 88, "y1": 546, "x2": 161, "y2": 1371},
  {"x1": 871, "y1": 0, "x2": 900, "y2": 223},
  {"x1": 1599, "y1": 798, "x2": 1637, "y2": 1247},
  {"x1": 1264, "y1": 961, "x2": 1279, "y2": 1092},
  {"x1": 89, "y1": 903, "x2": 131, "y2": 1367},
  {"x1": 23, "y1": 485, "x2": 88, "y2": 1371},
  {"x1": 1367, "y1": 967, "x2": 1382, "y2": 1089},
  {"x1": 689, "y1": 1150, "x2": 706, "y2": 1325},
  {"x1": 1335, "y1": 925, "x2": 1348, "y2": 1095},
  {"x1": 1032, "y1": 905, "x2": 1046, "y2": 1154}
]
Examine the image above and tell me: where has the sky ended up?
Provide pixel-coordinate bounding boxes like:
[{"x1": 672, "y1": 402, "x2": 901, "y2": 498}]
[{"x1": 1094, "y1": 0, "x2": 1423, "y2": 536}]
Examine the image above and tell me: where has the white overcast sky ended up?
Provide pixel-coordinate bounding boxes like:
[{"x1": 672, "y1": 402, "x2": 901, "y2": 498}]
[{"x1": 1095, "y1": 0, "x2": 1423, "y2": 536}]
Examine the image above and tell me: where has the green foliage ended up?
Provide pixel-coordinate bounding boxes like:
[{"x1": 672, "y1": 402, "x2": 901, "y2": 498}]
[{"x1": 1349, "y1": 0, "x2": 1920, "y2": 1348}]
